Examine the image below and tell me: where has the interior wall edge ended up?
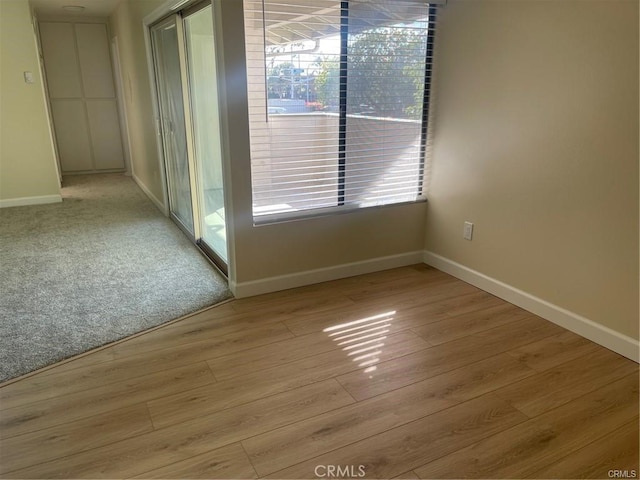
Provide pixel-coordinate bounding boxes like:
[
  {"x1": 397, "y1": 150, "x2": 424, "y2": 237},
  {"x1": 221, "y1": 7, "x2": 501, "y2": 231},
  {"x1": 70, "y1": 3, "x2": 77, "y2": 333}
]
[
  {"x1": 106, "y1": 0, "x2": 169, "y2": 207},
  {"x1": 30, "y1": 8, "x2": 63, "y2": 186},
  {"x1": 229, "y1": 250, "x2": 425, "y2": 298},
  {"x1": 132, "y1": 173, "x2": 169, "y2": 216},
  {"x1": 423, "y1": 250, "x2": 640, "y2": 363}
]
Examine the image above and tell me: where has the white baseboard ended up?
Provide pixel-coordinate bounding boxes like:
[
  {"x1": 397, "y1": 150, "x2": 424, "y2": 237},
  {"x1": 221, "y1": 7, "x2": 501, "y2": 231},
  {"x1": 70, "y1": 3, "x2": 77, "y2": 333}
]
[
  {"x1": 132, "y1": 174, "x2": 168, "y2": 215},
  {"x1": 423, "y1": 250, "x2": 639, "y2": 363},
  {"x1": 0, "y1": 194, "x2": 62, "y2": 208},
  {"x1": 230, "y1": 250, "x2": 425, "y2": 298}
]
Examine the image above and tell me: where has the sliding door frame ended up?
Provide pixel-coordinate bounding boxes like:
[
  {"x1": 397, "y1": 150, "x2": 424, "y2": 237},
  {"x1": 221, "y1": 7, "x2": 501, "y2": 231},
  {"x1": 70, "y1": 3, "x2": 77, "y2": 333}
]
[
  {"x1": 150, "y1": 14, "x2": 196, "y2": 239},
  {"x1": 175, "y1": 11, "x2": 203, "y2": 242},
  {"x1": 182, "y1": 0, "x2": 229, "y2": 275},
  {"x1": 147, "y1": 0, "x2": 229, "y2": 276}
]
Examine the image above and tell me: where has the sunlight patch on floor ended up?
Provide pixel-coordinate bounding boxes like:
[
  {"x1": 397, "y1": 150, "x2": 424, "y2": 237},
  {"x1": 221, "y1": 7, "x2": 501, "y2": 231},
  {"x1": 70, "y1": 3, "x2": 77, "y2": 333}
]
[{"x1": 324, "y1": 311, "x2": 395, "y2": 378}]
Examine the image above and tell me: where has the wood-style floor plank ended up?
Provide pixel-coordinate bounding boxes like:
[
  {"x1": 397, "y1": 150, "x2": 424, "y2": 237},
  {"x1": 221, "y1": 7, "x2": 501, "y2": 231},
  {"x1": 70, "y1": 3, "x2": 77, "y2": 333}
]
[
  {"x1": 336, "y1": 315, "x2": 563, "y2": 400},
  {"x1": 207, "y1": 330, "x2": 340, "y2": 381},
  {"x1": 0, "y1": 404, "x2": 153, "y2": 474},
  {"x1": 147, "y1": 331, "x2": 428, "y2": 429},
  {"x1": 392, "y1": 471, "x2": 421, "y2": 479},
  {"x1": 0, "y1": 362, "x2": 214, "y2": 439},
  {"x1": 0, "y1": 323, "x2": 292, "y2": 411},
  {"x1": 3, "y1": 380, "x2": 353, "y2": 479},
  {"x1": 413, "y1": 374, "x2": 639, "y2": 479},
  {"x1": 133, "y1": 443, "x2": 258, "y2": 479},
  {"x1": 410, "y1": 303, "x2": 532, "y2": 345},
  {"x1": 528, "y1": 419, "x2": 639, "y2": 479},
  {"x1": 229, "y1": 287, "x2": 355, "y2": 316},
  {"x1": 340, "y1": 267, "x2": 455, "y2": 302},
  {"x1": 282, "y1": 283, "x2": 484, "y2": 337},
  {"x1": 494, "y1": 348, "x2": 638, "y2": 417},
  {"x1": 506, "y1": 329, "x2": 603, "y2": 372},
  {"x1": 106, "y1": 309, "x2": 294, "y2": 359},
  {"x1": 0, "y1": 265, "x2": 636, "y2": 479},
  {"x1": 242, "y1": 353, "x2": 535, "y2": 476},
  {"x1": 264, "y1": 394, "x2": 528, "y2": 479}
]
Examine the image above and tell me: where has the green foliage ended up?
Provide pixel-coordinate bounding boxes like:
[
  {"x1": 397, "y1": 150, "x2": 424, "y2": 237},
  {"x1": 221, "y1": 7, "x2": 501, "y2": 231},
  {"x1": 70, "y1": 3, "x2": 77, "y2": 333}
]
[
  {"x1": 403, "y1": 62, "x2": 427, "y2": 120},
  {"x1": 314, "y1": 58, "x2": 340, "y2": 107},
  {"x1": 314, "y1": 26, "x2": 427, "y2": 119}
]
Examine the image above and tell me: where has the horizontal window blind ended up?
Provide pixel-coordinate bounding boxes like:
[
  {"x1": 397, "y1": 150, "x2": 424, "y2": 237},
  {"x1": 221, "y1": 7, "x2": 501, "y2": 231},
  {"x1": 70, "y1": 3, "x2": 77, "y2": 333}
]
[{"x1": 244, "y1": 0, "x2": 438, "y2": 222}]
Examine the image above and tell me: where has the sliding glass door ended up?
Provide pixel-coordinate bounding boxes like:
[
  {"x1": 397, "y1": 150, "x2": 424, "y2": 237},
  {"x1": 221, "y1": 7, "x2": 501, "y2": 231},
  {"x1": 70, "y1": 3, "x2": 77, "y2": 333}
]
[
  {"x1": 150, "y1": 2, "x2": 228, "y2": 273},
  {"x1": 184, "y1": 3, "x2": 227, "y2": 265},
  {"x1": 151, "y1": 17, "x2": 194, "y2": 236}
]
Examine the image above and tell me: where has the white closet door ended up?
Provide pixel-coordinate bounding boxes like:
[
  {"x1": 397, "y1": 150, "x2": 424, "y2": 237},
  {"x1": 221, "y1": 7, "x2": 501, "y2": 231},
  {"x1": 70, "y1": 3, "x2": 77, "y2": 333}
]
[
  {"x1": 39, "y1": 23, "x2": 82, "y2": 99},
  {"x1": 40, "y1": 20, "x2": 124, "y2": 173},
  {"x1": 50, "y1": 100, "x2": 93, "y2": 172},
  {"x1": 86, "y1": 100, "x2": 125, "y2": 170},
  {"x1": 75, "y1": 24, "x2": 116, "y2": 99}
]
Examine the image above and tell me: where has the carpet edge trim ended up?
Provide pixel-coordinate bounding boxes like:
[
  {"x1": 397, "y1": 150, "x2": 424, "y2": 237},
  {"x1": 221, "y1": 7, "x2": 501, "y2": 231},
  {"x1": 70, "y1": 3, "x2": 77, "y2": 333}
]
[{"x1": 0, "y1": 298, "x2": 235, "y2": 387}]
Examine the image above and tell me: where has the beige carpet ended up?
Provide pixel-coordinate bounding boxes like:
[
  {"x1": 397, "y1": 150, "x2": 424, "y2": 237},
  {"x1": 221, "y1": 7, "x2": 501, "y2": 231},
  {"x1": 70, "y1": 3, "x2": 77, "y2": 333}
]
[{"x1": 0, "y1": 174, "x2": 232, "y2": 382}]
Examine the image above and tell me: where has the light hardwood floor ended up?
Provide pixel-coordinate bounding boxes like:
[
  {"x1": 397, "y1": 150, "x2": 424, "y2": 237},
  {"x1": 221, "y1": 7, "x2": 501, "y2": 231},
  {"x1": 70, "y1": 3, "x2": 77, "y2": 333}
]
[{"x1": 0, "y1": 265, "x2": 637, "y2": 479}]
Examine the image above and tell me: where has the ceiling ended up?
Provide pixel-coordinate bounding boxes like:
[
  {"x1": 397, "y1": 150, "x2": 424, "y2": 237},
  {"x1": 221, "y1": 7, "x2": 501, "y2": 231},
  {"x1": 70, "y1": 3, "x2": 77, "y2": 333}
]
[{"x1": 30, "y1": 0, "x2": 123, "y2": 17}]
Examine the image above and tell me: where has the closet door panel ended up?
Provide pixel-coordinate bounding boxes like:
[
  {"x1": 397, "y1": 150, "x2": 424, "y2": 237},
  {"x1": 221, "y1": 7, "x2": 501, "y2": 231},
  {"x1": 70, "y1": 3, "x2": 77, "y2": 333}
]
[
  {"x1": 86, "y1": 100, "x2": 125, "y2": 170},
  {"x1": 39, "y1": 22, "x2": 82, "y2": 99},
  {"x1": 51, "y1": 100, "x2": 93, "y2": 172},
  {"x1": 75, "y1": 23, "x2": 116, "y2": 99}
]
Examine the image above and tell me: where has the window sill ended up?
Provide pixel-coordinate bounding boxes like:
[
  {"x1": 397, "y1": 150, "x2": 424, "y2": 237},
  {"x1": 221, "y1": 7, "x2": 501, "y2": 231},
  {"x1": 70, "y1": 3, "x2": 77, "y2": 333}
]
[{"x1": 252, "y1": 197, "x2": 428, "y2": 227}]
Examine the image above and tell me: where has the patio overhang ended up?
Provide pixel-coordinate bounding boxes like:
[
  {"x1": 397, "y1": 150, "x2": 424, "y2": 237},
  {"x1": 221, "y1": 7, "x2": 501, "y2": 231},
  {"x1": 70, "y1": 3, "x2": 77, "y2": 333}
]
[{"x1": 251, "y1": 0, "x2": 445, "y2": 46}]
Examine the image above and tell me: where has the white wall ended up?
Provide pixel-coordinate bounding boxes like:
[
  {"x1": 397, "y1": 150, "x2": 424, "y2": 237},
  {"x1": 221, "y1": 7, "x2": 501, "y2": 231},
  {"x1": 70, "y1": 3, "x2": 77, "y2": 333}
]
[
  {"x1": 0, "y1": 0, "x2": 60, "y2": 206},
  {"x1": 425, "y1": 0, "x2": 639, "y2": 341},
  {"x1": 109, "y1": 0, "x2": 166, "y2": 207}
]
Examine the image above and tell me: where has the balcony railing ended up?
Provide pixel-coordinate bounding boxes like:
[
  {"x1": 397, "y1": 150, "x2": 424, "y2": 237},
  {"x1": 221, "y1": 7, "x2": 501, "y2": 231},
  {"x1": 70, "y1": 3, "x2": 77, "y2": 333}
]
[{"x1": 251, "y1": 112, "x2": 423, "y2": 216}]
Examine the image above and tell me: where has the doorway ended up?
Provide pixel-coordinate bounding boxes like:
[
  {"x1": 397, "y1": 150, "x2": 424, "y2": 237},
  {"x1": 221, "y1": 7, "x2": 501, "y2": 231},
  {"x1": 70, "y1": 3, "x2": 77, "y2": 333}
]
[{"x1": 150, "y1": 1, "x2": 228, "y2": 274}]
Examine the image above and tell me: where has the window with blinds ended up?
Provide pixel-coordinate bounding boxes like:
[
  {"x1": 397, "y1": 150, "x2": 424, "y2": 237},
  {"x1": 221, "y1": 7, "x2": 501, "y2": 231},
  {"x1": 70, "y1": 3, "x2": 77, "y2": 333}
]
[{"x1": 244, "y1": 0, "x2": 438, "y2": 222}]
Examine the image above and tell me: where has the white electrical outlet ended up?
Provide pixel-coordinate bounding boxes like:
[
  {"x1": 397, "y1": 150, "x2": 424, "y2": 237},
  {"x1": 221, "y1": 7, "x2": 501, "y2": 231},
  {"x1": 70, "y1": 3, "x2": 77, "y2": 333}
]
[{"x1": 463, "y1": 221, "x2": 474, "y2": 241}]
